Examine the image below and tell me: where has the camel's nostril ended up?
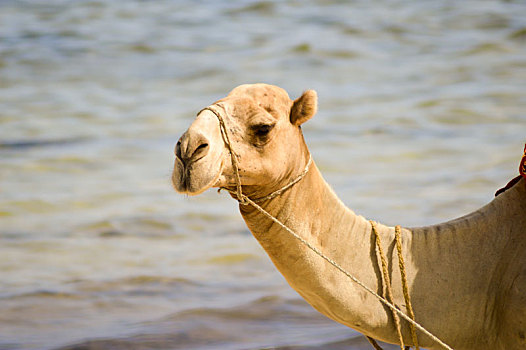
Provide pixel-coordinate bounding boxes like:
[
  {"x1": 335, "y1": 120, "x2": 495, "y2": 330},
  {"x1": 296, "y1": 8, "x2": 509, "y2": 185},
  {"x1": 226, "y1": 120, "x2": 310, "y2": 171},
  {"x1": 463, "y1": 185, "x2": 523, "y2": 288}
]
[
  {"x1": 192, "y1": 142, "x2": 209, "y2": 159},
  {"x1": 177, "y1": 132, "x2": 209, "y2": 164},
  {"x1": 175, "y1": 140, "x2": 182, "y2": 160},
  {"x1": 196, "y1": 143, "x2": 208, "y2": 152}
]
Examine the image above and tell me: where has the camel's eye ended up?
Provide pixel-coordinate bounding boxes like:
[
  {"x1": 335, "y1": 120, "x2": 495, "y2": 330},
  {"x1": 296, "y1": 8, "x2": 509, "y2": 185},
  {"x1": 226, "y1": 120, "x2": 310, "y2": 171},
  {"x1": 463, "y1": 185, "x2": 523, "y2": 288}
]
[{"x1": 251, "y1": 123, "x2": 274, "y2": 138}]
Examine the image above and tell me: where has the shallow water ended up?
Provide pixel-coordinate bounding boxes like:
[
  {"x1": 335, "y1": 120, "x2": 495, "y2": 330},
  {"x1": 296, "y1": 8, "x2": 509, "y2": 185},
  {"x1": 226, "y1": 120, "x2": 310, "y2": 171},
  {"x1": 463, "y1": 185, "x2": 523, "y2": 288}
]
[{"x1": 1, "y1": 0, "x2": 525, "y2": 349}]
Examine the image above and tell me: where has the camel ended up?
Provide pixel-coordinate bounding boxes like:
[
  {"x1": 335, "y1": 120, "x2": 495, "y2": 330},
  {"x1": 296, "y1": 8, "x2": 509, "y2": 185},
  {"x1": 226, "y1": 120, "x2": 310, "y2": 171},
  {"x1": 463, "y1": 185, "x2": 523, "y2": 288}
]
[{"x1": 171, "y1": 83, "x2": 526, "y2": 350}]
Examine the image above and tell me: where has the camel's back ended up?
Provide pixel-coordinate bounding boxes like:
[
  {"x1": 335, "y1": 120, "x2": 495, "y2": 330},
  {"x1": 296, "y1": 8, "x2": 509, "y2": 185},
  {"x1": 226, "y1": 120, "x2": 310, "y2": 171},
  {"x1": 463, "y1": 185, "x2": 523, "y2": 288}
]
[
  {"x1": 407, "y1": 177, "x2": 526, "y2": 349},
  {"x1": 492, "y1": 178, "x2": 526, "y2": 349}
]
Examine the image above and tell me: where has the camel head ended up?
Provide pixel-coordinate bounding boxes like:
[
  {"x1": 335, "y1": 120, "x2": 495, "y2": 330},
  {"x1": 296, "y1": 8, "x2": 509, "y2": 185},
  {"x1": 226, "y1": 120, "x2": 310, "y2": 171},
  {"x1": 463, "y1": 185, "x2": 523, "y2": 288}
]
[{"x1": 172, "y1": 83, "x2": 317, "y2": 198}]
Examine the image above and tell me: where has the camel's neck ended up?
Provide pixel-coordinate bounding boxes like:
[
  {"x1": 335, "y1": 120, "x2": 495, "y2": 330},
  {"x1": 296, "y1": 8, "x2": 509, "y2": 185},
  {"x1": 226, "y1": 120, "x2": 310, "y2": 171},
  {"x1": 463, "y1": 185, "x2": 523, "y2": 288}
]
[
  {"x1": 239, "y1": 161, "x2": 398, "y2": 342},
  {"x1": 238, "y1": 159, "x2": 526, "y2": 349}
]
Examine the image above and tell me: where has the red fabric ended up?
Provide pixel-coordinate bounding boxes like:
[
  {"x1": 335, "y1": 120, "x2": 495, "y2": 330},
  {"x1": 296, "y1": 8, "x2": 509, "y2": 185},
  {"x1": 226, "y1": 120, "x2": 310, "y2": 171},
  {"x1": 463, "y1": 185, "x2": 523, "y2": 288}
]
[
  {"x1": 495, "y1": 143, "x2": 526, "y2": 197},
  {"x1": 520, "y1": 143, "x2": 526, "y2": 179},
  {"x1": 495, "y1": 175, "x2": 522, "y2": 197}
]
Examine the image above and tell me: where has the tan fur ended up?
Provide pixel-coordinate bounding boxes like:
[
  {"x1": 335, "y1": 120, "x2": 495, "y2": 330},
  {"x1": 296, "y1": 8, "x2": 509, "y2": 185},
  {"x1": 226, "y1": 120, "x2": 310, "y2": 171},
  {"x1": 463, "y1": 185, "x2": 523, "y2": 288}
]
[{"x1": 172, "y1": 83, "x2": 526, "y2": 350}]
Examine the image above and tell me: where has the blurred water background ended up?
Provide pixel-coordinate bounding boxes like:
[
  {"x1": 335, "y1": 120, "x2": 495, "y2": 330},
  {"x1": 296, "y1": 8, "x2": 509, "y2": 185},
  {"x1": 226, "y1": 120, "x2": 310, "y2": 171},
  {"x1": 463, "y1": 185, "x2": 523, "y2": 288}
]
[{"x1": 1, "y1": 0, "x2": 525, "y2": 349}]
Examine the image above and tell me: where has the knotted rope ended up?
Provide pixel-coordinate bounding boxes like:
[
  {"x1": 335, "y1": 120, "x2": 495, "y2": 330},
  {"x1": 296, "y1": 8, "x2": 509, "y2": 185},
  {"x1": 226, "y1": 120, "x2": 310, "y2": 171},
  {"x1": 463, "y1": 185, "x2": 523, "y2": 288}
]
[
  {"x1": 366, "y1": 337, "x2": 388, "y2": 350},
  {"x1": 395, "y1": 225, "x2": 420, "y2": 349},
  {"x1": 371, "y1": 221, "x2": 420, "y2": 350},
  {"x1": 370, "y1": 221, "x2": 405, "y2": 349},
  {"x1": 199, "y1": 105, "x2": 454, "y2": 350}
]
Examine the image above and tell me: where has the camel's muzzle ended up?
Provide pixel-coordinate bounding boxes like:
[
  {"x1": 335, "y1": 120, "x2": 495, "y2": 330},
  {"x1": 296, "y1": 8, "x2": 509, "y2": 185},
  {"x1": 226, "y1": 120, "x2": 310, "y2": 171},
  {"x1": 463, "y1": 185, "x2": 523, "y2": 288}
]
[
  {"x1": 175, "y1": 131, "x2": 210, "y2": 169},
  {"x1": 172, "y1": 110, "x2": 224, "y2": 195}
]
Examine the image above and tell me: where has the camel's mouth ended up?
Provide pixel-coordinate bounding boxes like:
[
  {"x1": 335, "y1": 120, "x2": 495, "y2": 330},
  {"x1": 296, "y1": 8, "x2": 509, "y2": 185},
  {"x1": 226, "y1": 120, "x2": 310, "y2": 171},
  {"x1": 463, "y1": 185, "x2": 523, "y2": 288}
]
[{"x1": 172, "y1": 154, "x2": 223, "y2": 196}]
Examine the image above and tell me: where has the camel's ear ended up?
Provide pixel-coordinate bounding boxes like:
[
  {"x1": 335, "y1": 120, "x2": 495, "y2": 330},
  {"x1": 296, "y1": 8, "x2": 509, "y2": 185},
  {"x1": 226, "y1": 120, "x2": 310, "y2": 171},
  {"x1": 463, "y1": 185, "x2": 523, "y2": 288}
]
[{"x1": 290, "y1": 90, "x2": 317, "y2": 126}]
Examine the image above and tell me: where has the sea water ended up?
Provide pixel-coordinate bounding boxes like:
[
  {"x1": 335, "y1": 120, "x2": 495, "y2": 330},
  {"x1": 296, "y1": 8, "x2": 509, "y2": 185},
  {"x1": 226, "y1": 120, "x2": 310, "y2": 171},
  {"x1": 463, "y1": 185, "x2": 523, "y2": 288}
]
[{"x1": 1, "y1": 1, "x2": 525, "y2": 349}]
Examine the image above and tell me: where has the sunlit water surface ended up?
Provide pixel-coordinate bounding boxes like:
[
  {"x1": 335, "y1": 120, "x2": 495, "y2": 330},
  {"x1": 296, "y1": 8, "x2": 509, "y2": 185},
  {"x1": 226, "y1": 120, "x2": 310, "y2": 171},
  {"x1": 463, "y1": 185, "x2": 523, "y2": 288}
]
[{"x1": 1, "y1": 1, "x2": 525, "y2": 349}]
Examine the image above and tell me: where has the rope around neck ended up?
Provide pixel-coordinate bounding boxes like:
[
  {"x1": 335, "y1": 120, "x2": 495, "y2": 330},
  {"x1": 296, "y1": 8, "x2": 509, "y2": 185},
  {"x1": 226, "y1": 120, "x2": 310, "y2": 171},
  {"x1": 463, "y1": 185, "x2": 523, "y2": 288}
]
[
  {"x1": 371, "y1": 221, "x2": 420, "y2": 350},
  {"x1": 249, "y1": 155, "x2": 312, "y2": 203},
  {"x1": 370, "y1": 221, "x2": 405, "y2": 349},
  {"x1": 201, "y1": 104, "x2": 454, "y2": 350},
  {"x1": 394, "y1": 225, "x2": 420, "y2": 349},
  {"x1": 221, "y1": 155, "x2": 312, "y2": 204}
]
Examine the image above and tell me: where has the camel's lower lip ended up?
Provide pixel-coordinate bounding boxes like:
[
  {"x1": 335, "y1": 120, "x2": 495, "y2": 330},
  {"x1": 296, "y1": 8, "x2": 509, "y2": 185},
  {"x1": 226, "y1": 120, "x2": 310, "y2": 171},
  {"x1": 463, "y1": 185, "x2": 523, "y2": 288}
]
[{"x1": 172, "y1": 157, "x2": 222, "y2": 195}]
